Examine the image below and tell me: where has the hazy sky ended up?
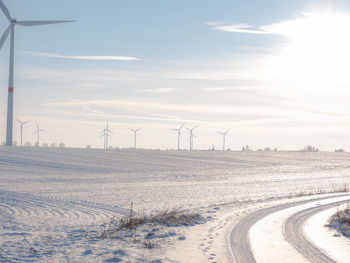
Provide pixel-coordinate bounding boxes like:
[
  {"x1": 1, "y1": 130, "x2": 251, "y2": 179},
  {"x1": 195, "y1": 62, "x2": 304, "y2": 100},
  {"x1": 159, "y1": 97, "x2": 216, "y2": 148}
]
[{"x1": 1, "y1": 0, "x2": 350, "y2": 150}]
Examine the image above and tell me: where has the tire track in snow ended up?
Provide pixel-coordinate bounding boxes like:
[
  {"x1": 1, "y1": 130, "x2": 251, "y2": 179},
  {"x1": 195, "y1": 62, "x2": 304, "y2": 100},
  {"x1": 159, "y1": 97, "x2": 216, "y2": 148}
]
[
  {"x1": 283, "y1": 199, "x2": 350, "y2": 263},
  {"x1": 0, "y1": 191, "x2": 129, "y2": 231},
  {"x1": 229, "y1": 194, "x2": 350, "y2": 263}
]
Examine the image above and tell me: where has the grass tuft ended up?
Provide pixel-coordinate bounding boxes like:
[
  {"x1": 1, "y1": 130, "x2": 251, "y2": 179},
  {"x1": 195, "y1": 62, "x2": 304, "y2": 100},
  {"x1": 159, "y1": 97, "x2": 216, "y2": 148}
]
[{"x1": 327, "y1": 202, "x2": 350, "y2": 237}]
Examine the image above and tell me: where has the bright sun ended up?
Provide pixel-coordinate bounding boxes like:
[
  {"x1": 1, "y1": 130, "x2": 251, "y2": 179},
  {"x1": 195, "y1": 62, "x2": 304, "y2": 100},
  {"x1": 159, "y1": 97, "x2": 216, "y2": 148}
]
[{"x1": 264, "y1": 12, "x2": 350, "y2": 88}]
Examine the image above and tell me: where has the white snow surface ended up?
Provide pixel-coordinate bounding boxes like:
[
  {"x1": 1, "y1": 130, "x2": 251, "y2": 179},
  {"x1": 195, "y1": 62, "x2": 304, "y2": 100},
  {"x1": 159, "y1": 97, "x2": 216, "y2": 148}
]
[
  {"x1": 0, "y1": 147, "x2": 350, "y2": 262},
  {"x1": 305, "y1": 205, "x2": 350, "y2": 263}
]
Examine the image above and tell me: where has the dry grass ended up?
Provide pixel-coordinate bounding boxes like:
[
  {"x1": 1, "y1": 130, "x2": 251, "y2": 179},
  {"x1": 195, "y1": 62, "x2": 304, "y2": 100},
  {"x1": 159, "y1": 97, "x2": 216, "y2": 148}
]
[
  {"x1": 97, "y1": 205, "x2": 204, "y2": 241},
  {"x1": 288, "y1": 183, "x2": 349, "y2": 198},
  {"x1": 328, "y1": 203, "x2": 350, "y2": 237},
  {"x1": 334, "y1": 203, "x2": 350, "y2": 225}
]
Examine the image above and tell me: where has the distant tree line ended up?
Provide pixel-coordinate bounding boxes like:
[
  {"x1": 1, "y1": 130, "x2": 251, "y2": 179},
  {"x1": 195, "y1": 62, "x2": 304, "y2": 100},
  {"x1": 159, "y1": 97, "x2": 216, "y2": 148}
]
[{"x1": 1, "y1": 141, "x2": 66, "y2": 148}]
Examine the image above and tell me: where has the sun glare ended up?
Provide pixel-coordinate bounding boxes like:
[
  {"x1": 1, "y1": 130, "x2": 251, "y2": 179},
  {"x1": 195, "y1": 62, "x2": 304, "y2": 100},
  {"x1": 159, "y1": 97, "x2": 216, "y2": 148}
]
[{"x1": 265, "y1": 12, "x2": 350, "y2": 88}]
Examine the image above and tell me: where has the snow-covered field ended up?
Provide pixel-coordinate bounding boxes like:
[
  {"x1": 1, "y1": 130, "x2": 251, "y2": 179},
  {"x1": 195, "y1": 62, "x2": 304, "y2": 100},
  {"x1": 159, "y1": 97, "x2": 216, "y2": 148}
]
[{"x1": 1, "y1": 147, "x2": 350, "y2": 262}]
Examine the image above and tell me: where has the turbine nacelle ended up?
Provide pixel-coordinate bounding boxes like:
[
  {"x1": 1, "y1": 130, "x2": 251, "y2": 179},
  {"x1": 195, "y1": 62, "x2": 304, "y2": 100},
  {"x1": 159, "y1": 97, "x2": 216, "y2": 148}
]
[{"x1": 0, "y1": 0, "x2": 74, "y2": 51}]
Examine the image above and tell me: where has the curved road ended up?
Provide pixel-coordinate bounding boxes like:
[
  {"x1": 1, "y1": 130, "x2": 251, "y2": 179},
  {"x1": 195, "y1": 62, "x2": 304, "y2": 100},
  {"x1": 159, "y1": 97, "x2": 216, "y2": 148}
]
[
  {"x1": 229, "y1": 195, "x2": 350, "y2": 263},
  {"x1": 284, "y1": 199, "x2": 350, "y2": 263}
]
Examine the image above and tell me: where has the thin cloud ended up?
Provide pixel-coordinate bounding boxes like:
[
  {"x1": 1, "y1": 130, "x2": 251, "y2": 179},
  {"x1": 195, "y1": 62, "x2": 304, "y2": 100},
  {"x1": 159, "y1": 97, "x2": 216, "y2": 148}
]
[
  {"x1": 47, "y1": 99, "x2": 286, "y2": 118},
  {"x1": 139, "y1": 88, "x2": 177, "y2": 94},
  {"x1": 81, "y1": 105, "x2": 105, "y2": 114},
  {"x1": 21, "y1": 51, "x2": 139, "y2": 61},
  {"x1": 206, "y1": 22, "x2": 272, "y2": 35}
]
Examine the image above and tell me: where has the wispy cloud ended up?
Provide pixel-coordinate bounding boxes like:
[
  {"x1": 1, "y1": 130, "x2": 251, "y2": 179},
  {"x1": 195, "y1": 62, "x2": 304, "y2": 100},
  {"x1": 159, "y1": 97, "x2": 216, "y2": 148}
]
[
  {"x1": 139, "y1": 88, "x2": 177, "y2": 94},
  {"x1": 81, "y1": 105, "x2": 105, "y2": 114},
  {"x1": 21, "y1": 51, "x2": 139, "y2": 61},
  {"x1": 207, "y1": 12, "x2": 350, "y2": 37},
  {"x1": 206, "y1": 22, "x2": 272, "y2": 35},
  {"x1": 47, "y1": 99, "x2": 286, "y2": 119}
]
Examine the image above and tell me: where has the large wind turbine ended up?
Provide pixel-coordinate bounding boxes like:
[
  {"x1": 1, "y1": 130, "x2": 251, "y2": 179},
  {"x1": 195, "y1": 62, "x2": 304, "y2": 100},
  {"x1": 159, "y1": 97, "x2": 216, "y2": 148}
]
[
  {"x1": 0, "y1": 0, "x2": 74, "y2": 146},
  {"x1": 100, "y1": 122, "x2": 113, "y2": 149},
  {"x1": 16, "y1": 118, "x2": 31, "y2": 146},
  {"x1": 218, "y1": 129, "x2": 230, "y2": 151},
  {"x1": 171, "y1": 123, "x2": 184, "y2": 150},
  {"x1": 185, "y1": 126, "x2": 197, "y2": 151},
  {"x1": 33, "y1": 123, "x2": 45, "y2": 146},
  {"x1": 129, "y1": 127, "x2": 142, "y2": 149}
]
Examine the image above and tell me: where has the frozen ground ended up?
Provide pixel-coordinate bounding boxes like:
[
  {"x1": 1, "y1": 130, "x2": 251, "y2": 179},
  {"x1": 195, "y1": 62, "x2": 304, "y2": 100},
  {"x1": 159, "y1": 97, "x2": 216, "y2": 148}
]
[{"x1": 0, "y1": 147, "x2": 350, "y2": 262}]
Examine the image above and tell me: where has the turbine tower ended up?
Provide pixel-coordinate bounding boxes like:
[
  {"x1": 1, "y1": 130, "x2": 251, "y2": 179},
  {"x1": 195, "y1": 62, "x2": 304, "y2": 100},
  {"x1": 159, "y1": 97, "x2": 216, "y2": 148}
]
[
  {"x1": 33, "y1": 123, "x2": 45, "y2": 146},
  {"x1": 100, "y1": 121, "x2": 113, "y2": 149},
  {"x1": 0, "y1": 0, "x2": 74, "y2": 146},
  {"x1": 16, "y1": 118, "x2": 31, "y2": 146},
  {"x1": 171, "y1": 123, "x2": 184, "y2": 150},
  {"x1": 185, "y1": 126, "x2": 197, "y2": 151},
  {"x1": 218, "y1": 129, "x2": 230, "y2": 151},
  {"x1": 129, "y1": 127, "x2": 142, "y2": 149}
]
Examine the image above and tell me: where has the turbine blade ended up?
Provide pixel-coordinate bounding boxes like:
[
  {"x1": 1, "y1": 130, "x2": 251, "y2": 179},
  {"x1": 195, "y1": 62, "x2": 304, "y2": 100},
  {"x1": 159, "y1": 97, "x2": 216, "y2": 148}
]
[
  {"x1": 16, "y1": 118, "x2": 21, "y2": 124},
  {"x1": 0, "y1": 25, "x2": 10, "y2": 50},
  {"x1": 17, "y1": 20, "x2": 75, "y2": 26},
  {"x1": 23, "y1": 120, "x2": 31, "y2": 124},
  {"x1": 0, "y1": 0, "x2": 11, "y2": 21},
  {"x1": 179, "y1": 123, "x2": 185, "y2": 130}
]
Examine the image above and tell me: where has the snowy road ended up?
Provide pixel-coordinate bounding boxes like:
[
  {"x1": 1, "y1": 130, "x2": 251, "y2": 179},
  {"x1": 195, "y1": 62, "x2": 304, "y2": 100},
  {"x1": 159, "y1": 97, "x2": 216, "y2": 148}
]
[
  {"x1": 283, "y1": 199, "x2": 350, "y2": 263},
  {"x1": 230, "y1": 195, "x2": 350, "y2": 263}
]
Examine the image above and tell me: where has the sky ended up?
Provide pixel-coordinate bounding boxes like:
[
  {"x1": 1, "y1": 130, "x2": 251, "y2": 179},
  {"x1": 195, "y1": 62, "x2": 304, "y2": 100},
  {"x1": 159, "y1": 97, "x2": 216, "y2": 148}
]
[{"x1": 1, "y1": 0, "x2": 350, "y2": 150}]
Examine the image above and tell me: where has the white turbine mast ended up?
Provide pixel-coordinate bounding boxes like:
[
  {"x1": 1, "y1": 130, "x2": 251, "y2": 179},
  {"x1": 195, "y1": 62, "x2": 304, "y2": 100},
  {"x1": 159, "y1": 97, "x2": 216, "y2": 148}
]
[
  {"x1": 16, "y1": 118, "x2": 31, "y2": 146},
  {"x1": 129, "y1": 127, "x2": 142, "y2": 149},
  {"x1": 100, "y1": 121, "x2": 113, "y2": 149},
  {"x1": 33, "y1": 123, "x2": 45, "y2": 146},
  {"x1": 171, "y1": 123, "x2": 184, "y2": 150},
  {"x1": 185, "y1": 126, "x2": 198, "y2": 151},
  {"x1": 218, "y1": 129, "x2": 230, "y2": 151},
  {"x1": 0, "y1": 0, "x2": 74, "y2": 146}
]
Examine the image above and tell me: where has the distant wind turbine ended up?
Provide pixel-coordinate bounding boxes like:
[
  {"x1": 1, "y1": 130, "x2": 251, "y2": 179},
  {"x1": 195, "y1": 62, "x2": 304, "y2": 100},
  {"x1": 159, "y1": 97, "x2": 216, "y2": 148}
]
[
  {"x1": 33, "y1": 123, "x2": 45, "y2": 146},
  {"x1": 185, "y1": 126, "x2": 198, "y2": 151},
  {"x1": 0, "y1": 0, "x2": 74, "y2": 146},
  {"x1": 218, "y1": 129, "x2": 230, "y2": 151},
  {"x1": 100, "y1": 121, "x2": 113, "y2": 149},
  {"x1": 129, "y1": 127, "x2": 142, "y2": 149},
  {"x1": 16, "y1": 118, "x2": 31, "y2": 146},
  {"x1": 171, "y1": 123, "x2": 184, "y2": 150}
]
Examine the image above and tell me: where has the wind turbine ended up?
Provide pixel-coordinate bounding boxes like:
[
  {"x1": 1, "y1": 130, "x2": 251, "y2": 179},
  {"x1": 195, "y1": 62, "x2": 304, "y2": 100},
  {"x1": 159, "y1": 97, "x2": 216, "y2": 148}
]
[
  {"x1": 16, "y1": 118, "x2": 31, "y2": 146},
  {"x1": 129, "y1": 127, "x2": 142, "y2": 149},
  {"x1": 218, "y1": 129, "x2": 230, "y2": 151},
  {"x1": 33, "y1": 123, "x2": 45, "y2": 146},
  {"x1": 185, "y1": 126, "x2": 197, "y2": 151},
  {"x1": 100, "y1": 121, "x2": 113, "y2": 149},
  {"x1": 171, "y1": 123, "x2": 184, "y2": 150},
  {"x1": 0, "y1": 0, "x2": 74, "y2": 146}
]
